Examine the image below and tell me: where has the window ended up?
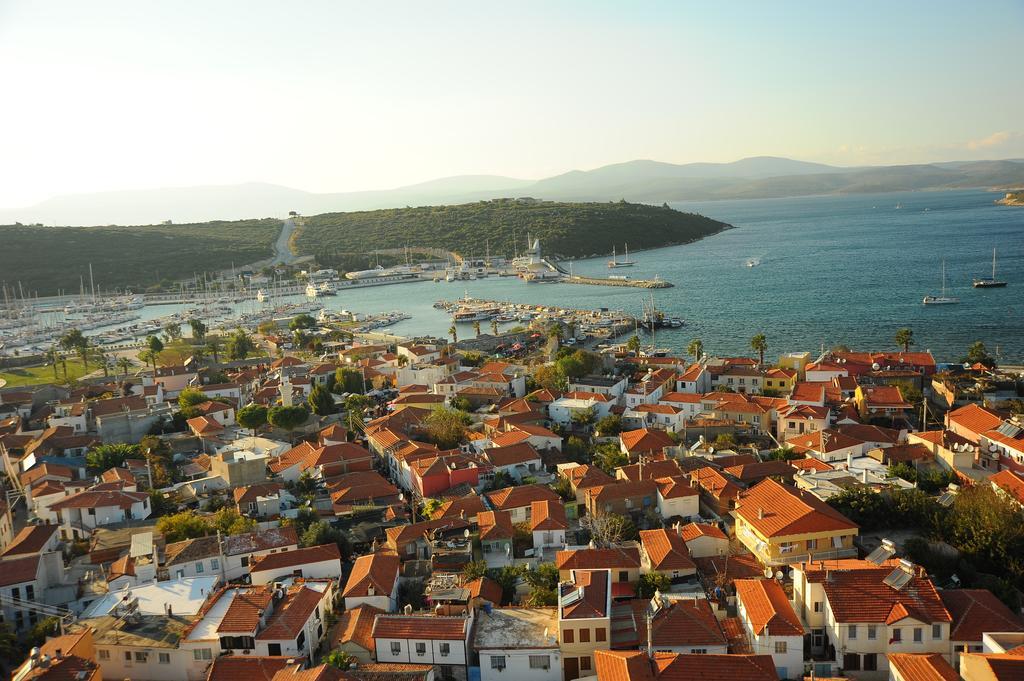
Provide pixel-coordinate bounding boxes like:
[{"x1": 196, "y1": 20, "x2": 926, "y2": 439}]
[
  {"x1": 241, "y1": 556, "x2": 250, "y2": 567},
  {"x1": 864, "y1": 654, "x2": 878, "y2": 671},
  {"x1": 124, "y1": 652, "x2": 132, "y2": 663},
  {"x1": 193, "y1": 649, "x2": 212, "y2": 661},
  {"x1": 529, "y1": 655, "x2": 550, "y2": 670},
  {"x1": 490, "y1": 656, "x2": 506, "y2": 670},
  {"x1": 317, "y1": 623, "x2": 323, "y2": 639},
  {"x1": 579, "y1": 628, "x2": 590, "y2": 643},
  {"x1": 415, "y1": 643, "x2": 426, "y2": 656},
  {"x1": 868, "y1": 625, "x2": 877, "y2": 640},
  {"x1": 596, "y1": 627, "x2": 607, "y2": 642},
  {"x1": 848, "y1": 625, "x2": 857, "y2": 639},
  {"x1": 267, "y1": 644, "x2": 282, "y2": 656},
  {"x1": 440, "y1": 643, "x2": 450, "y2": 657},
  {"x1": 813, "y1": 601, "x2": 821, "y2": 613},
  {"x1": 134, "y1": 652, "x2": 148, "y2": 663},
  {"x1": 618, "y1": 571, "x2": 629, "y2": 582},
  {"x1": 892, "y1": 628, "x2": 902, "y2": 642},
  {"x1": 98, "y1": 650, "x2": 110, "y2": 661},
  {"x1": 775, "y1": 641, "x2": 788, "y2": 654},
  {"x1": 211, "y1": 558, "x2": 220, "y2": 570},
  {"x1": 807, "y1": 538, "x2": 818, "y2": 550},
  {"x1": 296, "y1": 632, "x2": 306, "y2": 651},
  {"x1": 914, "y1": 627, "x2": 922, "y2": 643},
  {"x1": 26, "y1": 585, "x2": 34, "y2": 600},
  {"x1": 780, "y1": 542, "x2": 795, "y2": 554},
  {"x1": 843, "y1": 653, "x2": 860, "y2": 671},
  {"x1": 390, "y1": 642, "x2": 402, "y2": 655},
  {"x1": 196, "y1": 562, "x2": 204, "y2": 573},
  {"x1": 932, "y1": 624, "x2": 942, "y2": 639},
  {"x1": 690, "y1": 649, "x2": 707, "y2": 654},
  {"x1": 580, "y1": 657, "x2": 592, "y2": 672},
  {"x1": 563, "y1": 629, "x2": 574, "y2": 643},
  {"x1": 159, "y1": 653, "x2": 170, "y2": 665}
]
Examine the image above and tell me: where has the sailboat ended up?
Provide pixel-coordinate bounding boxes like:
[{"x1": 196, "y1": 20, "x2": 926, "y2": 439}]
[
  {"x1": 923, "y1": 259, "x2": 959, "y2": 305},
  {"x1": 608, "y1": 243, "x2": 637, "y2": 268},
  {"x1": 973, "y1": 248, "x2": 1008, "y2": 288}
]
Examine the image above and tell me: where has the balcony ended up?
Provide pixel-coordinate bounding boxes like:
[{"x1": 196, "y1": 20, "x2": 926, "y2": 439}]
[{"x1": 763, "y1": 546, "x2": 858, "y2": 567}]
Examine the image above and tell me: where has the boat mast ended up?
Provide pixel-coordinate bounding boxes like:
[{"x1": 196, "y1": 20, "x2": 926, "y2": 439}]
[{"x1": 992, "y1": 248, "x2": 997, "y2": 279}]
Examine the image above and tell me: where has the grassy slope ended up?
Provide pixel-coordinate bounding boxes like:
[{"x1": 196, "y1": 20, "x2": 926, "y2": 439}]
[
  {"x1": 0, "y1": 358, "x2": 90, "y2": 386},
  {"x1": 0, "y1": 219, "x2": 280, "y2": 296},
  {"x1": 296, "y1": 199, "x2": 731, "y2": 264}
]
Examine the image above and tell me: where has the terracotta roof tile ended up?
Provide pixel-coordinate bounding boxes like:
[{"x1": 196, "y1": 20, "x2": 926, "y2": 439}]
[
  {"x1": 940, "y1": 589, "x2": 1024, "y2": 642},
  {"x1": 485, "y1": 484, "x2": 560, "y2": 510},
  {"x1": 331, "y1": 604, "x2": 382, "y2": 655},
  {"x1": 735, "y1": 579, "x2": 803, "y2": 636},
  {"x1": 530, "y1": 499, "x2": 568, "y2": 532},
  {"x1": 478, "y1": 510, "x2": 515, "y2": 541},
  {"x1": 557, "y1": 547, "x2": 640, "y2": 571},
  {"x1": 735, "y1": 479, "x2": 858, "y2": 538},
  {"x1": 640, "y1": 529, "x2": 696, "y2": 571},
  {"x1": 343, "y1": 551, "x2": 400, "y2": 599},
  {"x1": 372, "y1": 615, "x2": 469, "y2": 640},
  {"x1": 257, "y1": 586, "x2": 326, "y2": 640},
  {"x1": 886, "y1": 653, "x2": 959, "y2": 681},
  {"x1": 821, "y1": 566, "x2": 950, "y2": 624},
  {"x1": 250, "y1": 543, "x2": 341, "y2": 575}
]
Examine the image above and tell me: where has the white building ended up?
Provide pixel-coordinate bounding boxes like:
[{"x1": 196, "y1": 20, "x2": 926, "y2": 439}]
[
  {"x1": 248, "y1": 543, "x2": 343, "y2": 585},
  {"x1": 373, "y1": 614, "x2": 473, "y2": 681},
  {"x1": 342, "y1": 551, "x2": 400, "y2": 612},
  {"x1": 474, "y1": 608, "x2": 560, "y2": 681},
  {"x1": 735, "y1": 578, "x2": 805, "y2": 680}
]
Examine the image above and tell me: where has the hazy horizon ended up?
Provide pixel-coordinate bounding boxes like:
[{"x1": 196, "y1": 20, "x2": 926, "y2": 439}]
[{"x1": 2, "y1": 1, "x2": 1022, "y2": 209}]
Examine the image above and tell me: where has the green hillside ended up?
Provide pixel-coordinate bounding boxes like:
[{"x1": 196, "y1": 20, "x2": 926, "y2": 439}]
[
  {"x1": 296, "y1": 199, "x2": 731, "y2": 266},
  {"x1": 0, "y1": 219, "x2": 280, "y2": 296}
]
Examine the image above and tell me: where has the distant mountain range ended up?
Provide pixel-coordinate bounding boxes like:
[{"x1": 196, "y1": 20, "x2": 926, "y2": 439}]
[{"x1": 5, "y1": 156, "x2": 1024, "y2": 226}]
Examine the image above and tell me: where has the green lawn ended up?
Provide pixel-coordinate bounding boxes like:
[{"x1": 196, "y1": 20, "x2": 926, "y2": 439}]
[{"x1": 0, "y1": 358, "x2": 91, "y2": 387}]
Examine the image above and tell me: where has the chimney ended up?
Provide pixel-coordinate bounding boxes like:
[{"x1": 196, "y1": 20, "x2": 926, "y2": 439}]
[
  {"x1": 646, "y1": 608, "x2": 654, "y2": 659},
  {"x1": 861, "y1": 468, "x2": 868, "y2": 484},
  {"x1": 757, "y1": 508, "x2": 765, "y2": 520},
  {"x1": 846, "y1": 452, "x2": 853, "y2": 470},
  {"x1": 674, "y1": 522, "x2": 681, "y2": 537}
]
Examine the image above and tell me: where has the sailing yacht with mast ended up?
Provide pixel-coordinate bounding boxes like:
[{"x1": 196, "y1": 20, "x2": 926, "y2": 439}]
[
  {"x1": 973, "y1": 248, "x2": 1008, "y2": 288},
  {"x1": 923, "y1": 259, "x2": 959, "y2": 305},
  {"x1": 608, "y1": 243, "x2": 637, "y2": 268}
]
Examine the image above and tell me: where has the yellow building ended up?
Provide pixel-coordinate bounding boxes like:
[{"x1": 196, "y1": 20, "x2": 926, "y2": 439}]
[
  {"x1": 558, "y1": 569, "x2": 611, "y2": 681},
  {"x1": 733, "y1": 479, "x2": 858, "y2": 567}
]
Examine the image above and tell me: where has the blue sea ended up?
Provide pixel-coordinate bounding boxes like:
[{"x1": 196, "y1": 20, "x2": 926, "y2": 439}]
[{"x1": 313, "y1": 189, "x2": 1024, "y2": 363}]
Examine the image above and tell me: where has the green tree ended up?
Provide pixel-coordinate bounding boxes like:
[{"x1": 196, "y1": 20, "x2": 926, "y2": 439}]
[
  {"x1": 205, "y1": 336, "x2": 222, "y2": 364},
  {"x1": 60, "y1": 328, "x2": 87, "y2": 353},
  {"x1": 636, "y1": 572, "x2": 672, "y2": 599},
  {"x1": 26, "y1": 616, "x2": 61, "y2": 648},
  {"x1": 522, "y1": 562, "x2": 560, "y2": 606},
  {"x1": 449, "y1": 324, "x2": 458, "y2": 345},
  {"x1": 750, "y1": 333, "x2": 768, "y2": 365},
  {"x1": 423, "y1": 406, "x2": 471, "y2": 449},
  {"x1": 335, "y1": 367, "x2": 366, "y2": 394},
  {"x1": 145, "y1": 335, "x2": 164, "y2": 371},
  {"x1": 226, "y1": 328, "x2": 256, "y2": 360},
  {"x1": 491, "y1": 318, "x2": 499, "y2": 336},
  {"x1": 156, "y1": 511, "x2": 213, "y2": 542},
  {"x1": 827, "y1": 487, "x2": 889, "y2": 530},
  {"x1": 189, "y1": 318, "x2": 208, "y2": 342},
  {"x1": 268, "y1": 405, "x2": 310, "y2": 442},
  {"x1": 463, "y1": 560, "x2": 489, "y2": 581},
  {"x1": 301, "y1": 520, "x2": 352, "y2": 559},
  {"x1": 86, "y1": 442, "x2": 140, "y2": 474},
  {"x1": 0, "y1": 623, "x2": 18, "y2": 662},
  {"x1": 533, "y1": 363, "x2": 568, "y2": 392},
  {"x1": 163, "y1": 322, "x2": 182, "y2": 341},
  {"x1": 571, "y1": 406, "x2": 597, "y2": 431},
  {"x1": 148, "y1": 490, "x2": 176, "y2": 516},
  {"x1": 237, "y1": 404, "x2": 269, "y2": 435},
  {"x1": 594, "y1": 442, "x2": 629, "y2": 474},
  {"x1": 308, "y1": 383, "x2": 336, "y2": 416},
  {"x1": 178, "y1": 387, "x2": 208, "y2": 418},
  {"x1": 687, "y1": 338, "x2": 704, "y2": 362},
  {"x1": 965, "y1": 340, "x2": 996, "y2": 368},
  {"x1": 325, "y1": 650, "x2": 357, "y2": 670},
  {"x1": 895, "y1": 327, "x2": 914, "y2": 352},
  {"x1": 473, "y1": 320, "x2": 482, "y2": 337},
  {"x1": 289, "y1": 314, "x2": 316, "y2": 330},
  {"x1": 595, "y1": 413, "x2": 623, "y2": 436},
  {"x1": 626, "y1": 335, "x2": 641, "y2": 353},
  {"x1": 212, "y1": 507, "x2": 257, "y2": 535}
]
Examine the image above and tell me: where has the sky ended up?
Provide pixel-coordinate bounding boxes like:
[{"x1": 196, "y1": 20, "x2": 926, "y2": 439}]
[{"x1": 1, "y1": 0, "x2": 1022, "y2": 208}]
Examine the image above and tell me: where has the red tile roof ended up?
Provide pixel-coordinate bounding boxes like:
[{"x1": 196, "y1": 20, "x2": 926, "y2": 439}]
[
  {"x1": 734, "y1": 579, "x2": 803, "y2": 636},
  {"x1": 372, "y1": 615, "x2": 470, "y2": 640},
  {"x1": 821, "y1": 566, "x2": 950, "y2": 625},
  {"x1": 679, "y1": 522, "x2": 727, "y2": 542},
  {"x1": 594, "y1": 650, "x2": 779, "y2": 681},
  {"x1": 478, "y1": 510, "x2": 514, "y2": 541},
  {"x1": 257, "y1": 586, "x2": 326, "y2": 640},
  {"x1": 530, "y1": 499, "x2": 568, "y2": 532},
  {"x1": 616, "y1": 458, "x2": 683, "y2": 482},
  {"x1": 222, "y1": 526, "x2": 299, "y2": 556},
  {"x1": 465, "y1": 576, "x2": 503, "y2": 605},
  {"x1": 567, "y1": 464, "x2": 615, "y2": 490},
  {"x1": 991, "y1": 469, "x2": 1024, "y2": 505},
  {"x1": 640, "y1": 529, "x2": 696, "y2": 571},
  {"x1": 250, "y1": 543, "x2": 342, "y2": 575},
  {"x1": 206, "y1": 656, "x2": 300, "y2": 681},
  {"x1": 939, "y1": 589, "x2": 1024, "y2": 642},
  {"x1": 431, "y1": 495, "x2": 486, "y2": 521},
  {"x1": 484, "y1": 442, "x2": 541, "y2": 467},
  {"x1": 0, "y1": 524, "x2": 57, "y2": 558},
  {"x1": 619, "y1": 428, "x2": 675, "y2": 453},
  {"x1": 557, "y1": 547, "x2": 641, "y2": 571},
  {"x1": 49, "y1": 488, "x2": 148, "y2": 511},
  {"x1": 343, "y1": 551, "x2": 400, "y2": 599},
  {"x1": 0, "y1": 554, "x2": 41, "y2": 587},
  {"x1": 619, "y1": 598, "x2": 727, "y2": 649},
  {"x1": 218, "y1": 587, "x2": 275, "y2": 633},
  {"x1": 735, "y1": 478, "x2": 858, "y2": 538},
  {"x1": 331, "y1": 604, "x2": 383, "y2": 655},
  {"x1": 561, "y1": 569, "x2": 609, "y2": 619},
  {"x1": 946, "y1": 403, "x2": 1006, "y2": 436},
  {"x1": 886, "y1": 653, "x2": 960, "y2": 681},
  {"x1": 485, "y1": 483, "x2": 560, "y2": 510}
]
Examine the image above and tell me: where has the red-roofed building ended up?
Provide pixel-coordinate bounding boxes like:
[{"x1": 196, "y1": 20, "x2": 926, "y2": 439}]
[
  {"x1": 50, "y1": 488, "x2": 151, "y2": 540},
  {"x1": 372, "y1": 614, "x2": 472, "y2": 678},
  {"x1": 733, "y1": 479, "x2": 858, "y2": 566},
  {"x1": 678, "y1": 522, "x2": 728, "y2": 558},
  {"x1": 887, "y1": 653, "x2": 959, "y2": 681},
  {"x1": 556, "y1": 548, "x2": 641, "y2": 585},
  {"x1": 734, "y1": 579, "x2": 804, "y2": 677},
  {"x1": 619, "y1": 428, "x2": 675, "y2": 457},
  {"x1": 593, "y1": 649, "x2": 779, "y2": 681},
  {"x1": 639, "y1": 529, "x2": 696, "y2": 582},
  {"x1": 946, "y1": 404, "x2": 1007, "y2": 444},
  {"x1": 990, "y1": 469, "x2": 1024, "y2": 507},
  {"x1": 330, "y1": 604, "x2": 382, "y2": 662},
  {"x1": 343, "y1": 551, "x2": 400, "y2": 612},
  {"x1": 531, "y1": 499, "x2": 568, "y2": 552},
  {"x1": 249, "y1": 544, "x2": 343, "y2": 585},
  {"x1": 559, "y1": 569, "x2": 613, "y2": 677},
  {"x1": 484, "y1": 484, "x2": 560, "y2": 524},
  {"x1": 940, "y1": 589, "x2": 1024, "y2": 665}
]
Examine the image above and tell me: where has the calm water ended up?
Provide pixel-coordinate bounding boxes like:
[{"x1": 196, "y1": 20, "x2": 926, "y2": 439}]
[{"x1": 314, "y1": 189, "x2": 1024, "y2": 362}]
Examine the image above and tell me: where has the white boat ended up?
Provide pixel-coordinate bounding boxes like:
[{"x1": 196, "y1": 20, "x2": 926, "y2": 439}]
[
  {"x1": 745, "y1": 258, "x2": 760, "y2": 268},
  {"x1": 453, "y1": 306, "x2": 500, "y2": 323},
  {"x1": 256, "y1": 289, "x2": 267, "y2": 303},
  {"x1": 923, "y1": 259, "x2": 959, "y2": 305},
  {"x1": 607, "y1": 244, "x2": 637, "y2": 268},
  {"x1": 973, "y1": 248, "x2": 1008, "y2": 288}
]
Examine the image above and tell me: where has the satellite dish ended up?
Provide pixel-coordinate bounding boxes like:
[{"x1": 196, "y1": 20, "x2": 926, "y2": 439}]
[
  {"x1": 774, "y1": 570, "x2": 783, "y2": 580},
  {"x1": 763, "y1": 567, "x2": 773, "y2": 578},
  {"x1": 871, "y1": 363, "x2": 880, "y2": 371},
  {"x1": 464, "y1": 529, "x2": 471, "y2": 539}
]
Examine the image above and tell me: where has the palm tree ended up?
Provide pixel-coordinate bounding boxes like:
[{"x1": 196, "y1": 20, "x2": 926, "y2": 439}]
[
  {"x1": 473, "y1": 320, "x2": 482, "y2": 337},
  {"x1": 548, "y1": 323, "x2": 565, "y2": 343},
  {"x1": 76, "y1": 341, "x2": 91, "y2": 372},
  {"x1": 206, "y1": 336, "x2": 222, "y2": 365},
  {"x1": 45, "y1": 347, "x2": 60, "y2": 381},
  {"x1": 895, "y1": 327, "x2": 914, "y2": 352},
  {"x1": 449, "y1": 324, "x2": 458, "y2": 345},
  {"x1": 750, "y1": 333, "x2": 768, "y2": 366},
  {"x1": 491, "y1": 318, "x2": 499, "y2": 336},
  {"x1": 117, "y1": 356, "x2": 132, "y2": 377},
  {"x1": 626, "y1": 335, "x2": 641, "y2": 353},
  {"x1": 687, "y1": 338, "x2": 704, "y2": 362}
]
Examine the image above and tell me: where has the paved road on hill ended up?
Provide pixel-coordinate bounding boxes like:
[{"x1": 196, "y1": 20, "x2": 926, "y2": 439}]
[{"x1": 271, "y1": 218, "x2": 298, "y2": 265}]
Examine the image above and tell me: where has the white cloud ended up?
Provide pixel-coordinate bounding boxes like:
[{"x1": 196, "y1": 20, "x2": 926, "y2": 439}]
[{"x1": 966, "y1": 131, "x2": 1013, "y2": 150}]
